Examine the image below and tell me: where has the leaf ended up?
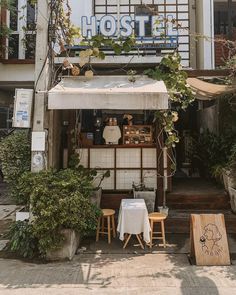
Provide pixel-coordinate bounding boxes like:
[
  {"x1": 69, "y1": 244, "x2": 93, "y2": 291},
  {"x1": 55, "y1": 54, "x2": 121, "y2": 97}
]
[
  {"x1": 113, "y1": 44, "x2": 122, "y2": 55},
  {"x1": 98, "y1": 51, "x2": 106, "y2": 60}
]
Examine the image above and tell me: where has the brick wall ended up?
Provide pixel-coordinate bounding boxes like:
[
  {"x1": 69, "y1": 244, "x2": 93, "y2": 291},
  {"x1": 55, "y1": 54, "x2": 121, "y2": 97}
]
[{"x1": 215, "y1": 30, "x2": 236, "y2": 67}]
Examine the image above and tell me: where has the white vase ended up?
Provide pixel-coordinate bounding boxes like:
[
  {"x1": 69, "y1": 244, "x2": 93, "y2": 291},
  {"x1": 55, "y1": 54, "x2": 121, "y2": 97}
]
[
  {"x1": 158, "y1": 206, "x2": 169, "y2": 216},
  {"x1": 222, "y1": 169, "x2": 235, "y2": 192}
]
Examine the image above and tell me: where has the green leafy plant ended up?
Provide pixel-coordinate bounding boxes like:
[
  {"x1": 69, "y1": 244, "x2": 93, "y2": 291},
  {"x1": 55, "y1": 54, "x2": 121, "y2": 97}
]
[
  {"x1": 194, "y1": 130, "x2": 234, "y2": 180},
  {"x1": 69, "y1": 153, "x2": 110, "y2": 190},
  {"x1": 228, "y1": 144, "x2": 236, "y2": 184},
  {"x1": 145, "y1": 53, "x2": 195, "y2": 148},
  {"x1": 145, "y1": 52, "x2": 195, "y2": 109},
  {"x1": 15, "y1": 169, "x2": 101, "y2": 257},
  {"x1": 8, "y1": 221, "x2": 39, "y2": 258},
  {"x1": 0, "y1": 130, "x2": 31, "y2": 203}
]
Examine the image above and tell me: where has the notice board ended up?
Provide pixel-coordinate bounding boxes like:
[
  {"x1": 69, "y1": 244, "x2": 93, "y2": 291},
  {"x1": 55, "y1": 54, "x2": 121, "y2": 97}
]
[
  {"x1": 190, "y1": 214, "x2": 231, "y2": 266},
  {"x1": 13, "y1": 89, "x2": 33, "y2": 128}
]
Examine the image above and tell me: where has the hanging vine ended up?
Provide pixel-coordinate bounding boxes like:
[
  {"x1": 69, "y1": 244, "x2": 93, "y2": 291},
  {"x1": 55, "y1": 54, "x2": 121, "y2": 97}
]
[{"x1": 145, "y1": 52, "x2": 195, "y2": 148}]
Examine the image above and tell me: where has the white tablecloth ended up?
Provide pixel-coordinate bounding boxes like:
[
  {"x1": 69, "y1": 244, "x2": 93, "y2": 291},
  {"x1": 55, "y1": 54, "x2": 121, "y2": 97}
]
[{"x1": 117, "y1": 199, "x2": 151, "y2": 243}]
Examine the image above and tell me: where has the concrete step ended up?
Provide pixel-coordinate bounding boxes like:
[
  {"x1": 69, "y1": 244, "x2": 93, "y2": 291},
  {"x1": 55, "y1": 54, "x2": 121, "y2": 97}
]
[
  {"x1": 166, "y1": 192, "x2": 230, "y2": 210},
  {"x1": 164, "y1": 210, "x2": 236, "y2": 234}
]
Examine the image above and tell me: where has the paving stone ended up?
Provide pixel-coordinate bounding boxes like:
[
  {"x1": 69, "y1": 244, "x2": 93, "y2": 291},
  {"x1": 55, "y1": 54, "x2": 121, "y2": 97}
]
[
  {"x1": 0, "y1": 254, "x2": 235, "y2": 295},
  {"x1": 0, "y1": 240, "x2": 8, "y2": 251}
]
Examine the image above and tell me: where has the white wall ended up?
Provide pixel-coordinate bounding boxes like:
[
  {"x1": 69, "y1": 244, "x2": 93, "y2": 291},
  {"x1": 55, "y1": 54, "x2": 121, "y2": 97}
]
[
  {"x1": 196, "y1": 0, "x2": 215, "y2": 69},
  {"x1": 0, "y1": 64, "x2": 35, "y2": 82},
  {"x1": 69, "y1": 0, "x2": 93, "y2": 28}
]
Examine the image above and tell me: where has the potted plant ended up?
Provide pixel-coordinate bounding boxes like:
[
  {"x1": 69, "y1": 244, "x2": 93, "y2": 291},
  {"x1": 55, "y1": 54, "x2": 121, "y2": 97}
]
[
  {"x1": 227, "y1": 144, "x2": 236, "y2": 214},
  {"x1": 8, "y1": 169, "x2": 101, "y2": 260},
  {"x1": 132, "y1": 181, "x2": 156, "y2": 213},
  {"x1": 90, "y1": 170, "x2": 110, "y2": 208},
  {"x1": 69, "y1": 154, "x2": 110, "y2": 208},
  {"x1": 222, "y1": 167, "x2": 235, "y2": 192}
]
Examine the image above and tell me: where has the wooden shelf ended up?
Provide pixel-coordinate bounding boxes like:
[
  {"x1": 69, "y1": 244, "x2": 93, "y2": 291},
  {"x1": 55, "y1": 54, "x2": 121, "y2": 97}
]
[
  {"x1": 81, "y1": 144, "x2": 156, "y2": 148},
  {"x1": 123, "y1": 125, "x2": 153, "y2": 145}
]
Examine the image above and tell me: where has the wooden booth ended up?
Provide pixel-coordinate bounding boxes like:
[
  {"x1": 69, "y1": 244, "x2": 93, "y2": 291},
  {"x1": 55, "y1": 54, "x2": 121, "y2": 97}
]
[{"x1": 48, "y1": 75, "x2": 170, "y2": 206}]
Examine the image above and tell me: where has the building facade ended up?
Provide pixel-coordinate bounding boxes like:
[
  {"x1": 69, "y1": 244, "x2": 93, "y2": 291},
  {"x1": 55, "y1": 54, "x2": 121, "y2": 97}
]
[{"x1": 0, "y1": 0, "x2": 235, "y2": 188}]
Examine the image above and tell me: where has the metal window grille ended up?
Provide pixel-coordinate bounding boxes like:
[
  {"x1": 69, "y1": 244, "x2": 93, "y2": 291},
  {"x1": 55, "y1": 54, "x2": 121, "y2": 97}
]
[{"x1": 93, "y1": 0, "x2": 190, "y2": 66}]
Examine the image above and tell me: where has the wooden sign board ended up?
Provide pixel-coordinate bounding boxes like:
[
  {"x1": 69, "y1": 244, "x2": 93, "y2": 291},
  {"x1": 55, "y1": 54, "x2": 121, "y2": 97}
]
[{"x1": 190, "y1": 214, "x2": 231, "y2": 266}]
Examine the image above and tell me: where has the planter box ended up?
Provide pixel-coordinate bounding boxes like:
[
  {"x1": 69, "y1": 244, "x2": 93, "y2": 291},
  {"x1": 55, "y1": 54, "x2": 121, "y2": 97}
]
[
  {"x1": 229, "y1": 187, "x2": 236, "y2": 214},
  {"x1": 90, "y1": 187, "x2": 102, "y2": 208},
  {"x1": 133, "y1": 190, "x2": 156, "y2": 213},
  {"x1": 46, "y1": 229, "x2": 81, "y2": 261}
]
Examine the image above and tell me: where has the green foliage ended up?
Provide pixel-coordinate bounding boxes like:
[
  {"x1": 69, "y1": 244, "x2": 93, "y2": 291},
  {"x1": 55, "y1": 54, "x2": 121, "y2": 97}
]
[
  {"x1": 145, "y1": 52, "x2": 195, "y2": 109},
  {"x1": 0, "y1": 1, "x2": 16, "y2": 44},
  {"x1": 14, "y1": 169, "x2": 101, "y2": 256},
  {"x1": 0, "y1": 0, "x2": 16, "y2": 10},
  {"x1": 144, "y1": 53, "x2": 195, "y2": 148},
  {"x1": 8, "y1": 221, "x2": 39, "y2": 258},
  {"x1": 0, "y1": 131, "x2": 31, "y2": 202},
  {"x1": 155, "y1": 111, "x2": 179, "y2": 147},
  {"x1": 219, "y1": 94, "x2": 236, "y2": 137},
  {"x1": 90, "y1": 35, "x2": 136, "y2": 56},
  {"x1": 194, "y1": 130, "x2": 234, "y2": 179},
  {"x1": 69, "y1": 154, "x2": 110, "y2": 189},
  {"x1": 228, "y1": 144, "x2": 236, "y2": 180}
]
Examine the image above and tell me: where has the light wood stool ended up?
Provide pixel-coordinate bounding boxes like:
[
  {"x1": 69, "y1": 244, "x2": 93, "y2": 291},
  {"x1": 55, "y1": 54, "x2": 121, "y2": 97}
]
[
  {"x1": 96, "y1": 209, "x2": 116, "y2": 244},
  {"x1": 148, "y1": 213, "x2": 167, "y2": 248}
]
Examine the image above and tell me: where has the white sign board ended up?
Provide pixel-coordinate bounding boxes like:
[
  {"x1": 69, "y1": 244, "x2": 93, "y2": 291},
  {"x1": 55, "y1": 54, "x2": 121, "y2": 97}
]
[
  {"x1": 13, "y1": 89, "x2": 33, "y2": 128},
  {"x1": 31, "y1": 132, "x2": 46, "y2": 152}
]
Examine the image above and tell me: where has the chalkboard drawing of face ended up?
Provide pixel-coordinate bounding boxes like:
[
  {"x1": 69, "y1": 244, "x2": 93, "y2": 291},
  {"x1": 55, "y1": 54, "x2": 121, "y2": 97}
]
[{"x1": 200, "y1": 223, "x2": 223, "y2": 256}]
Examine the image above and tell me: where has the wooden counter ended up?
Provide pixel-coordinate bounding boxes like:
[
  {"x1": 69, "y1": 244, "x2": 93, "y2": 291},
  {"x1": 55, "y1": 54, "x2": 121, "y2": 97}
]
[{"x1": 81, "y1": 144, "x2": 156, "y2": 148}]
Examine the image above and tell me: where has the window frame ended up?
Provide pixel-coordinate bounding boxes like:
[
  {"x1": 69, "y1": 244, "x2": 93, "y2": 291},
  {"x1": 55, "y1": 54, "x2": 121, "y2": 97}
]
[{"x1": 6, "y1": 0, "x2": 37, "y2": 60}]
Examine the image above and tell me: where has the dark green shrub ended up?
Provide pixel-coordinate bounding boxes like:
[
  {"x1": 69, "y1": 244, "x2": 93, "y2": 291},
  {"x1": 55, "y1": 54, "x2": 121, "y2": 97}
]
[
  {"x1": 194, "y1": 130, "x2": 234, "y2": 179},
  {"x1": 8, "y1": 221, "x2": 39, "y2": 258},
  {"x1": 0, "y1": 130, "x2": 31, "y2": 203},
  {"x1": 11, "y1": 169, "x2": 101, "y2": 257},
  {"x1": 228, "y1": 144, "x2": 236, "y2": 181}
]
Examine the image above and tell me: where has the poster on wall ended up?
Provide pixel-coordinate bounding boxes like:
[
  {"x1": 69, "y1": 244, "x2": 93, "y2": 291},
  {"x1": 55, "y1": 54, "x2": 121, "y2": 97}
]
[{"x1": 13, "y1": 89, "x2": 33, "y2": 128}]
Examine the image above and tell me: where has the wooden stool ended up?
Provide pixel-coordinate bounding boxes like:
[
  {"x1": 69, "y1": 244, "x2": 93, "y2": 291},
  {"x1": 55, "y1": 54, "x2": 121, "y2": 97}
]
[
  {"x1": 148, "y1": 213, "x2": 167, "y2": 248},
  {"x1": 96, "y1": 209, "x2": 116, "y2": 244}
]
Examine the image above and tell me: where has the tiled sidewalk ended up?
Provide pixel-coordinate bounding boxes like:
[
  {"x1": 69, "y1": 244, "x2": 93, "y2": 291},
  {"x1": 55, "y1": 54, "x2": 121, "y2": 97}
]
[{"x1": 0, "y1": 253, "x2": 236, "y2": 294}]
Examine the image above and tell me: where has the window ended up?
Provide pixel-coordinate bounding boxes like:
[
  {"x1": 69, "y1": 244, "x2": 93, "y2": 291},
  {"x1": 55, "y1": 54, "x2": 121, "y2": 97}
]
[
  {"x1": 7, "y1": 0, "x2": 37, "y2": 59},
  {"x1": 134, "y1": 5, "x2": 158, "y2": 37},
  {"x1": 0, "y1": 107, "x2": 13, "y2": 130},
  {"x1": 93, "y1": 0, "x2": 190, "y2": 67},
  {"x1": 214, "y1": 2, "x2": 236, "y2": 35}
]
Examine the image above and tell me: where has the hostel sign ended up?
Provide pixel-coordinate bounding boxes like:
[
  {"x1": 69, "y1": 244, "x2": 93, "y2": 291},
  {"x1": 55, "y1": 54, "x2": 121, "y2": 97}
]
[{"x1": 81, "y1": 15, "x2": 178, "y2": 42}]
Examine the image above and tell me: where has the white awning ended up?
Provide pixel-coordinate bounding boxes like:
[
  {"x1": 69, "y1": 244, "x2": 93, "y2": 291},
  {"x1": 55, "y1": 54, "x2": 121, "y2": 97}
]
[
  {"x1": 187, "y1": 78, "x2": 236, "y2": 100},
  {"x1": 48, "y1": 76, "x2": 169, "y2": 110}
]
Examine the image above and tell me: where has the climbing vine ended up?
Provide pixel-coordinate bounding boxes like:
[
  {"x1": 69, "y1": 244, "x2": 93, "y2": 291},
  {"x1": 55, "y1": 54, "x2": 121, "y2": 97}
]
[{"x1": 145, "y1": 52, "x2": 195, "y2": 147}]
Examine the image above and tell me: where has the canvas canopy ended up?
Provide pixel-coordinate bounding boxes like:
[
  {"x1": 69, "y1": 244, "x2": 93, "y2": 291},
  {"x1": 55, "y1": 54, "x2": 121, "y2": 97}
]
[
  {"x1": 48, "y1": 76, "x2": 169, "y2": 110},
  {"x1": 187, "y1": 78, "x2": 236, "y2": 100}
]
